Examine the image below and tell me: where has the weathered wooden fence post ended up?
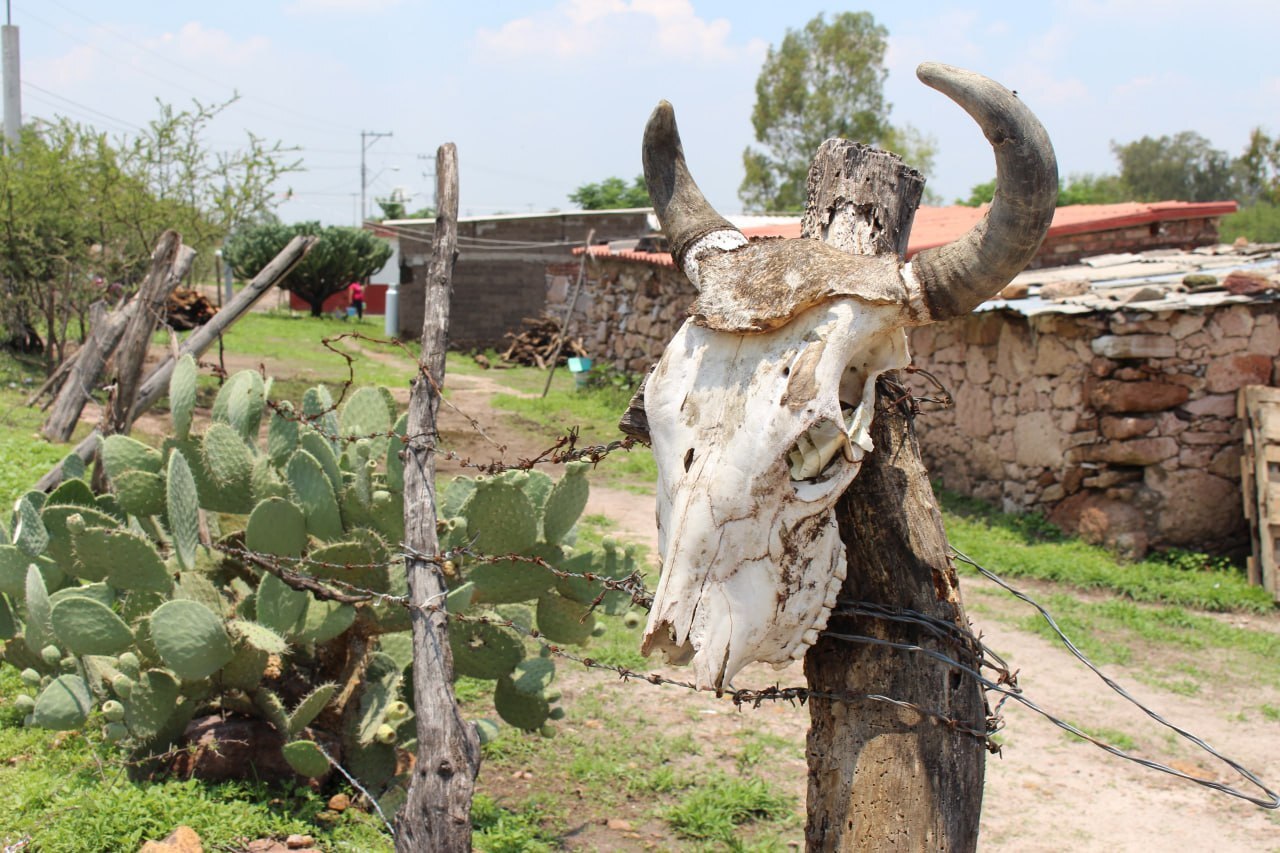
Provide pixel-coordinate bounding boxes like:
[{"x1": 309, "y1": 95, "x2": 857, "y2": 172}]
[
  {"x1": 801, "y1": 142, "x2": 986, "y2": 851},
  {"x1": 630, "y1": 63, "x2": 1055, "y2": 852},
  {"x1": 396, "y1": 141, "x2": 482, "y2": 850}
]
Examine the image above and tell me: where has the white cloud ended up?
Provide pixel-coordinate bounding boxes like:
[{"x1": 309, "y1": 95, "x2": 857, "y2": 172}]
[
  {"x1": 286, "y1": 0, "x2": 401, "y2": 13},
  {"x1": 151, "y1": 22, "x2": 271, "y2": 66},
  {"x1": 475, "y1": 0, "x2": 763, "y2": 64}
]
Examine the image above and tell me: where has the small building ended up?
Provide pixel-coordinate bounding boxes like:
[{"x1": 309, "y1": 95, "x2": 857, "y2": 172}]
[
  {"x1": 545, "y1": 201, "x2": 1280, "y2": 557},
  {"x1": 391, "y1": 209, "x2": 651, "y2": 348}
]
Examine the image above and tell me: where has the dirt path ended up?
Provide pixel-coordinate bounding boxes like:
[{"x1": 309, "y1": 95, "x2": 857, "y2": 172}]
[
  {"x1": 434, "y1": 369, "x2": 1280, "y2": 851},
  {"x1": 171, "y1": 345, "x2": 1280, "y2": 848}
]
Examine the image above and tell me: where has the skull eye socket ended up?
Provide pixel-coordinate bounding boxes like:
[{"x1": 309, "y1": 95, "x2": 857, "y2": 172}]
[{"x1": 787, "y1": 406, "x2": 856, "y2": 483}]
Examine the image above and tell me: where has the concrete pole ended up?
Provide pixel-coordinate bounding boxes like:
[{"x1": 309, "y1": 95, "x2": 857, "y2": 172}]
[{"x1": 2, "y1": 18, "x2": 20, "y2": 149}]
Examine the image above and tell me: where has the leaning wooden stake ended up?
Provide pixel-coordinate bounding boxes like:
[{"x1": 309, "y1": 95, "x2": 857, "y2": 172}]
[
  {"x1": 802, "y1": 142, "x2": 986, "y2": 851},
  {"x1": 32, "y1": 235, "x2": 317, "y2": 493},
  {"x1": 107, "y1": 230, "x2": 197, "y2": 435},
  {"x1": 396, "y1": 142, "x2": 481, "y2": 851}
]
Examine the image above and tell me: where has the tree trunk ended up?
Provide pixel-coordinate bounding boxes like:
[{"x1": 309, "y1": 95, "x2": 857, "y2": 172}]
[
  {"x1": 41, "y1": 300, "x2": 137, "y2": 442},
  {"x1": 107, "y1": 230, "x2": 196, "y2": 435},
  {"x1": 802, "y1": 141, "x2": 986, "y2": 851},
  {"x1": 395, "y1": 142, "x2": 481, "y2": 851}
]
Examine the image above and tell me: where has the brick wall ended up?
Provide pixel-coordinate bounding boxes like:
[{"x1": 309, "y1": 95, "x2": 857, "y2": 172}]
[
  {"x1": 396, "y1": 211, "x2": 651, "y2": 348},
  {"x1": 1028, "y1": 216, "x2": 1221, "y2": 269}
]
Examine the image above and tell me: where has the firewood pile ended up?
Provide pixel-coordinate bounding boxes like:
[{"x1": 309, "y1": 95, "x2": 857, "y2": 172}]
[
  {"x1": 501, "y1": 314, "x2": 588, "y2": 368},
  {"x1": 165, "y1": 287, "x2": 219, "y2": 330}
]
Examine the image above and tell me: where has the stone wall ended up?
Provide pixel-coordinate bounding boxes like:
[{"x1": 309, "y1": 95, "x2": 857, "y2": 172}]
[
  {"x1": 545, "y1": 258, "x2": 694, "y2": 374},
  {"x1": 1028, "y1": 216, "x2": 1222, "y2": 269},
  {"x1": 905, "y1": 303, "x2": 1280, "y2": 556}
]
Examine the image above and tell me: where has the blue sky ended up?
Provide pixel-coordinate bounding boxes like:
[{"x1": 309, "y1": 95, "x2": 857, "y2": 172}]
[{"x1": 13, "y1": 1, "x2": 1280, "y2": 225}]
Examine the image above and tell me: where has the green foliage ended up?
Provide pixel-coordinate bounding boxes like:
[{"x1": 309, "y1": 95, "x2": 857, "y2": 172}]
[
  {"x1": 662, "y1": 774, "x2": 794, "y2": 843},
  {"x1": 1220, "y1": 200, "x2": 1280, "y2": 242},
  {"x1": 1112, "y1": 131, "x2": 1238, "y2": 202},
  {"x1": 568, "y1": 175, "x2": 650, "y2": 210},
  {"x1": 740, "y1": 12, "x2": 935, "y2": 212},
  {"x1": 939, "y1": 489, "x2": 1274, "y2": 612},
  {"x1": 1, "y1": 362, "x2": 635, "y2": 818},
  {"x1": 959, "y1": 173, "x2": 1130, "y2": 207},
  {"x1": 223, "y1": 222, "x2": 393, "y2": 316},
  {"x1": 0, "y1": 99, "x2": 297, "y2": 361}
]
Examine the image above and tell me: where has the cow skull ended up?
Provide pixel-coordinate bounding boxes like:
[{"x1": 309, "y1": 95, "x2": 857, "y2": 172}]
[{"x1": 639, "y1": 63, "x2": 1057, "y2": 691}]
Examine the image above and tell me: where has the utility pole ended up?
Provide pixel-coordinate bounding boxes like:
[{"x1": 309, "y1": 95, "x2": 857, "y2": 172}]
[
  {"x1": 360, "y1": 129, "x2": 392, "y2": 223},
  {"x1": 3, "y1": 0, "x2": 20, "y2": 149}
]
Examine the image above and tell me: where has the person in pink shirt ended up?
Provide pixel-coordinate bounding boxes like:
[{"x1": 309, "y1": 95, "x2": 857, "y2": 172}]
[{"x1": 348, "y1": 280, "x2": 365, "y2": 320}]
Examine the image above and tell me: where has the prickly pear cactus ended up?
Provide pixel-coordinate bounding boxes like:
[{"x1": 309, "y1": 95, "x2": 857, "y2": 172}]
[{"x1": 1, "y1": 364, "x2": 642, "y2": 803}]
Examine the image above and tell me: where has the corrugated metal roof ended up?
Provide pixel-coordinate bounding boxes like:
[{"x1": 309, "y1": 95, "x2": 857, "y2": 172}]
[{"x1": 983, "y1": 244, "x2": 1280, "y2": 316}]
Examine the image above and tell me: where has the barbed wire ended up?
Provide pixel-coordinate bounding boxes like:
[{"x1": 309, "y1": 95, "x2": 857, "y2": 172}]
[
  {"x1": 49, "y1": 331, "x2": 1278, "y2": 818},
  {"x1": 211, "y1": 518, "x2": 1279, "y2": 810}
]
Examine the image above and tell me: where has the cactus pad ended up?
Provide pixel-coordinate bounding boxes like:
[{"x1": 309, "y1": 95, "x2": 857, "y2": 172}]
[
  {"x1": 169, "y1": 354, "x2": 198, "y2": 439},
  {"x1": 166, "y1": 450, "x2": 201, "y2": 572},
  {"x1": 535, "y1": 593, "x2": 595, "y2": 645},
  {"x1": 255, "y1": 573, "x2": 308, "y2": 637},
  {"x1": 150, "y1": 599, "x2": 234, "y2": 681},
  {"x1": 124, "y1": 669, "x2": 180, "y2": 741},
  {"x1": 72, "y1": 526, "x2": 172, "y2": 592},
  {"x1": 50, "y1": 596, "x2": 133, "y2": 657},
  {"x1": 202, "y1": 423, "x2": 254, "y2": 491},
  {"x1": 282, "y1": 739, "x2": 331, "y2": 778},
  {"x1": 449, "y1": 619, "x2": 525, "y2": 680},
  {"x1": 245, "y1": 498, "x2": 308, "y2": 559},
  {"x1": 267, "y1": 401, "x2": 300, "y2": 466},
  {"x1": 542, "y1": 462, "x2": 590, "y2": 544},
  {"x1": 101, "y1": 435, "x2": 163, "y2": 480},
  {"x1": 112, "y1": 470, "x2": 167, "y2": 518},
  {"x1": 468, "y1": 557, "x2": 554, "y2": 605},
  {"x1": 32, "y1": 674, "x2": 93, "y2": 730},
  {"x1": 460, "y1": 479, "x2": 538, "y2": 556},
  {"x1": 286, "y1": 450, "x2": 344, "y2": 542},
  {"x1": 493, "y1": 657, "x2": 557, "y2": 731},
  {"x1": 288, "y1": 683, "x2": 338, "y2": 736},
  {"x1": 212, "y1": 369, "x2": 267, "y2": 442}
]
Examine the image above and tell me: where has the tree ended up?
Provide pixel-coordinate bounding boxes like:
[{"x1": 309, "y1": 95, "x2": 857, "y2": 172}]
[
  {"x1": 739, "y1": 12, "x2": 936, "y2": 212},
  {"x1": 568, "y1": 175, "x2": 650, "y2": 209},
  {"x1": 958, "y1": 173, "x2": 1127, "y2": 207},
  {"x1": 223, "y1": 221, "x2": 392, "y2": 316},
  {"x1": 1235, "y1": 127, "x2": 1280, "y2": 205},
  {"x1": 1112, "y1": 131, "x2": 1237, "y2": 202}
]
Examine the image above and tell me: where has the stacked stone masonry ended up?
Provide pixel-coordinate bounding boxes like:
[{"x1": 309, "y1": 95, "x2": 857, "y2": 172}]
[
  {"x1": 550, "y1": 256, "x2": 1278, "y2": 558},
  {"x1": 904, "y1": 303, "x2": 1280, "y2": 558}
]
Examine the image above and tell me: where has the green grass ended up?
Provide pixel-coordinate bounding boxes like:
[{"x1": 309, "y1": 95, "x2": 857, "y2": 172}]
[
  {"x1": 661, "y1": 773, "x2": 795, "y2": 847},
  {"x1": 0, "y1": 355, "x2": 79, "y2": 509},
  {"x1": 0, "y1": 669, "x2": 390, "y2": 852},
  {"x1": 1013, "y1": 593, "x2": 1280, "y2": 679},
  {"x1": 1063, "y1": 722, "x2": 1139, "y2": 752},
  {"x1": 940, "y1": 489, "x2": 1274, "y2": 613},
  {"x1": 471, "y1": 794, "x2": 559, "y2": 853}
]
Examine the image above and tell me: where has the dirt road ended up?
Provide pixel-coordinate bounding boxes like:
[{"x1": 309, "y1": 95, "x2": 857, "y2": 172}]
[{"x1": 437, "y1": 369, "x2": 1280, "y2": 851}]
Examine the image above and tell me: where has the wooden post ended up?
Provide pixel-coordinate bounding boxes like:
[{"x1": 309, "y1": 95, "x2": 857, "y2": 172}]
[
  {"x1": 31, "y1": 235, "x2": 317, "y2": 493},
  {"x1": 106, "y1": 230, "x2": 196, "y2": 435},
  {"x1": 802, "y1": 141, "x2": 986, "y2": 851},
  {"x1": 40, "y1": 300, "x2": 137, "y2": 441},
  {"x1": 395, "y1": 142, "x2": 481, "y2": 851}
]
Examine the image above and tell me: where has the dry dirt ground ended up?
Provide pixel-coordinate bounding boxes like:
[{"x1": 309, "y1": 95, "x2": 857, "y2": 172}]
[
  {"x1": 432, "y1": 368, "x2": 1280, "y2": 852},
  {"x1": 109, "y1": 347, "x2": 1279, "y2": 851}
]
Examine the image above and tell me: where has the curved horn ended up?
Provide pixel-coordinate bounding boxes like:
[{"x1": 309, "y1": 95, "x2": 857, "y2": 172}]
[
  {"x1": 643, "y1": 101, "x2": 743, "y2": 277},
  {"x1": 910, "y1": 63, "x2": 1058, "y2": 320}
]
